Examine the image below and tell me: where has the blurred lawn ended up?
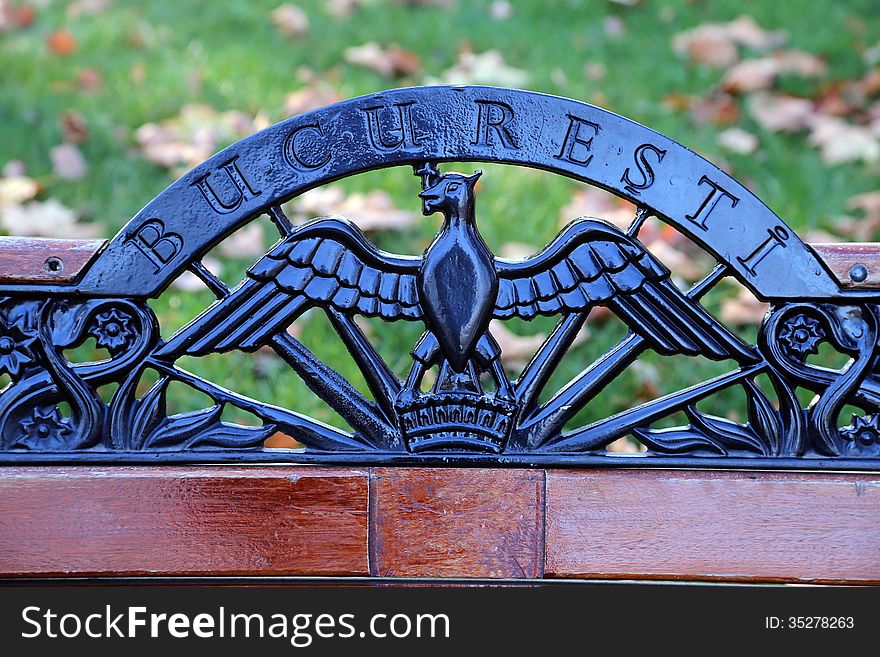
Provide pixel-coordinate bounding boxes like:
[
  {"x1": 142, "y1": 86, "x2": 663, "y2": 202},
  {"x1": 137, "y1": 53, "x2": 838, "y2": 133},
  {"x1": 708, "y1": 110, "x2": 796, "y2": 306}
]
[{"x1": 2, "y1": 0, "x2": 879, "y2": 435}]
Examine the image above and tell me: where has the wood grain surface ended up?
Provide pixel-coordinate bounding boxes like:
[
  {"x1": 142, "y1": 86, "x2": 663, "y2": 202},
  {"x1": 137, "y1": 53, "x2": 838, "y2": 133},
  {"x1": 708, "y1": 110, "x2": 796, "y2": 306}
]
[
  {"x1": 545, "y1": 469, "x2": 880, "y2": 584},
  {"x1": 0, "y1": 466, "x2": 369, "y2": 577},
  {"x1": 811, "y1": 243, "x2": 880, "y2": 288},
  {"x1": 0, "y1": 237, "x2": 104, "y2": 283},
  {"x1": 369, "y1": 468, "x2": 544, "y2": 578},
  {"x1": 1, "y1": 466, "x2": 878, "y2": 583}
]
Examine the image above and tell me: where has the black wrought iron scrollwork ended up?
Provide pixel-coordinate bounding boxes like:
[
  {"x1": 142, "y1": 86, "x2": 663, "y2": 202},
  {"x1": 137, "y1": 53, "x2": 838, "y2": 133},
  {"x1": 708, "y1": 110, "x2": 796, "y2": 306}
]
[
  {"x1": 761, "y1": 302, "x2": 880, "y2": 458},
  {"x1": 0, "y1": 296, "x2": 156, "y2": 450},
  {"x1": 1, "y1": 85, "x2": 878, "y2": 469}
]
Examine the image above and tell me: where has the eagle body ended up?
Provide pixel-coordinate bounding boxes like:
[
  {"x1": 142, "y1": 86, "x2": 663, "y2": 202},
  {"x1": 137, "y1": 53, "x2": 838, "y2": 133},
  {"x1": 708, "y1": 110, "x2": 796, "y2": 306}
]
[{"x1": 420, "y1": 217, "x2": 497, "y2": 372}]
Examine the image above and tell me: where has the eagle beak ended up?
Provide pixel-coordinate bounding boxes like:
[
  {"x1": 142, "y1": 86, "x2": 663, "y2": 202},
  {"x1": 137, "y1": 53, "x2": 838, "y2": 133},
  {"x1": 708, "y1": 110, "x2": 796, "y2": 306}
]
[{"x1": 418, "y1": 188, "x2": 440, "y2": 214}]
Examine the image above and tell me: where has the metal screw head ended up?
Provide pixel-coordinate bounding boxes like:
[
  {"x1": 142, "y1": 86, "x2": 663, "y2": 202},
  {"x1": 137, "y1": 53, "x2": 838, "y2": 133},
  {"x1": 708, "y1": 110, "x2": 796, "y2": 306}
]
[
  {"x1": 44, "y1": 257, "x2": 63, "y2": 275},
  {"x1": 849, "y1": 263, "x2": 869, "y2": 283}
]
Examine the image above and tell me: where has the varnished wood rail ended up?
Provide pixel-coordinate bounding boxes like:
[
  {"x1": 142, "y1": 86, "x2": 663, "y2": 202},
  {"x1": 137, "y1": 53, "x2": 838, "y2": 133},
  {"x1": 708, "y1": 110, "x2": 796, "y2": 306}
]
[
  {"x1": 810, "y1": 243, "x2": 880, "y2": 288},
  {"x1": 0, "y1": 466, "x2": 877, "y2": 584},
  {"x1": 0, "y1": 238, "x2": 879, "y2": 289},
  {"x1": 0, "y1": 237, "x2": 105, "y2": 284}
]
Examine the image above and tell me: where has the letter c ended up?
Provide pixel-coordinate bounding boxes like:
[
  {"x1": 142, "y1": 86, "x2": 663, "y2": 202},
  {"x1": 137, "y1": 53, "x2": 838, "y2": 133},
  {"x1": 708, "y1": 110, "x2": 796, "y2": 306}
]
[{"x1": 284, "y1": 123, "x2": 332, "y2": 170}]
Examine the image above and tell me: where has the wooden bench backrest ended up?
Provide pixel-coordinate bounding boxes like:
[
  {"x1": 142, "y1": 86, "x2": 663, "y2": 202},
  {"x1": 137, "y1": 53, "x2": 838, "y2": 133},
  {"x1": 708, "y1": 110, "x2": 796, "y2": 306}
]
[{"x1": 0, "y1": 87, "x2": 878, "y2": 584}]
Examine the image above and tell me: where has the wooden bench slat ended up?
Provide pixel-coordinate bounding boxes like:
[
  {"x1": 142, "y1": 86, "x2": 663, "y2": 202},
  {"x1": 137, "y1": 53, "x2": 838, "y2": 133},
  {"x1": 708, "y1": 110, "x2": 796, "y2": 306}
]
[
  {"x1": 545, "y1": 470, "x2": 880, "y2": 584},
  {"x1": 0, "y1": 237, "x2": 105, "y2": 284},
  {"x1": 1, "y1": 466, "x2": 877, "y2": 583},
  {"x1": 370, "y1": 468, "x2": 544, "y2": 578},
  {"x1": 0, "y1": 466, "x2": 370, "y2": 577},
  {"x1": 810, "y1": 243, "x2": 880, "y2": 288}
]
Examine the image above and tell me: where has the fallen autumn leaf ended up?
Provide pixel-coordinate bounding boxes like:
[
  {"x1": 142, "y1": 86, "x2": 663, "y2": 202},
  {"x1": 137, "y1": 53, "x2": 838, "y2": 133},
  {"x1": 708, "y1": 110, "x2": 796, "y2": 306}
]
[
  {"x1": 50, "y1": 143, "x2": 88, "y2": 181},
  {"x1": 343, "y1": 42, "x2": 421, "y2": 78},
  {"x1": 271, "y1": 4, "x2": 310, "y2": 38}
]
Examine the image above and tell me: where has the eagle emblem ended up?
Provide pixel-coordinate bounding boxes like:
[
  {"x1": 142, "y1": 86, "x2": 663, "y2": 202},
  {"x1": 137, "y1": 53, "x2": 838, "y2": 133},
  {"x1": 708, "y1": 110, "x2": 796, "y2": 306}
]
[{"x1": 157, "y1": 164, "x2": 751, "y2": 453}]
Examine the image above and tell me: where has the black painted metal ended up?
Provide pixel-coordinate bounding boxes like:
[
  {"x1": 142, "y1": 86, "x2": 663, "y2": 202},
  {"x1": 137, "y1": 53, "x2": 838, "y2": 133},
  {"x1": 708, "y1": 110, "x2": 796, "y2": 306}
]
[{"x1": 1, "y1": 86, "x2": 879, "y2": 468}]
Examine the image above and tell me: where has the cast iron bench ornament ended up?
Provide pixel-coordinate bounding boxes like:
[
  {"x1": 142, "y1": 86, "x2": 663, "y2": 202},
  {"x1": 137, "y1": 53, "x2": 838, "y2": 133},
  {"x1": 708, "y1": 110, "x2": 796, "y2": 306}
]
[{"x1": 1, "y1": 86, "x2": 879, "y2": 468}]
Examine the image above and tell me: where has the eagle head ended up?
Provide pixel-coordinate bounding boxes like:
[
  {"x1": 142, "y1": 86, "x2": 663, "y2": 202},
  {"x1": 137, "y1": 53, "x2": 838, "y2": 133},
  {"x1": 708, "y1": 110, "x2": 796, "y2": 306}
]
[{"x1": 419, "y1": 170, "x2": 482, "y2": 217}]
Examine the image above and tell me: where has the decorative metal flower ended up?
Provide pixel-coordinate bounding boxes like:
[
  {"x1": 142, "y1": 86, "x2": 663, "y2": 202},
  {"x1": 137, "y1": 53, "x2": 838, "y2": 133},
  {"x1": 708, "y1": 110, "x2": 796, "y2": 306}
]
[
  {"x1": 88, "y1": 308, "x2": 134, "y2": 353},
  {"x1": 779, "y1": 314, "x2": 824, "y2": 359},
  {"x1": 0, "y1": 316, "x2": 37, "y2": 378},
  {"x1": 840, "y1": 413, "x2": 880, "y2": 446},
  {"x1": 19, "y1": 406, "x2": 71, "y2": 446}
]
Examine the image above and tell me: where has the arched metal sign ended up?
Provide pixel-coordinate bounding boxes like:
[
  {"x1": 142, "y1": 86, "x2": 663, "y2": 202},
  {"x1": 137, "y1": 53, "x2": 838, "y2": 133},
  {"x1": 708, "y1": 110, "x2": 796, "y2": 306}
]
[
  {"x1": 0, "y1": 86, "x2": 878, "y2": 469},
  {"x1": 5, "y1": 86, "x2": 842, "y2": 300}
]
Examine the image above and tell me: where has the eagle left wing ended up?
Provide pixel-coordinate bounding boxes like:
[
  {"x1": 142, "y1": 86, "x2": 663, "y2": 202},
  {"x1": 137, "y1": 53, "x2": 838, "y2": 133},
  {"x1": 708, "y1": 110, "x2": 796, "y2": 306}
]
[
  {"x1": 494, "y1": 219, "x2": 754, "y2": 362},
  {"x1": 155, "y1": 217, "x2": 423, "y2": 359}
]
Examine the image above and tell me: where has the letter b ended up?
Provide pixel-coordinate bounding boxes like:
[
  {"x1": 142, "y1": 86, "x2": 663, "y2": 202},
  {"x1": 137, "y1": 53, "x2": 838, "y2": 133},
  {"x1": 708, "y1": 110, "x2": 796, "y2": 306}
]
[{"x1": 128, "y1": 219, "x2": 183, "y2": 272}]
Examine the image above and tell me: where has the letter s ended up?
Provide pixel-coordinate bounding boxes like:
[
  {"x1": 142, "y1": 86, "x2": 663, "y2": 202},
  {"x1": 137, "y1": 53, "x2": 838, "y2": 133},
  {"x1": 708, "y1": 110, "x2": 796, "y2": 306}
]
[
  {"x1": 22, "y1": 606, "x2": 41, "y2": 638},
  {"x1": 621, "y1": 143, "x2": 666, "y2": 196},
  {"x1": 337, "y1": 614, "x2": 356, "y2": 638}
]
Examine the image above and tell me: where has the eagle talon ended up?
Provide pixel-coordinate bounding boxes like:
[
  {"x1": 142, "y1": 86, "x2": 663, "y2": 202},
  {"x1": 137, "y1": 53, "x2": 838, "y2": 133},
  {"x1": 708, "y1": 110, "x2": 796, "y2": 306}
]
[
  {"x1": 485, "y1": 364, "x2": 515, "y2": 403},
  {"x1": 494, "y1": 385, "x2": 515, "y2": 405},
  {"x1": 395, "y1": 388, "x2": 420, "y2": 408}
]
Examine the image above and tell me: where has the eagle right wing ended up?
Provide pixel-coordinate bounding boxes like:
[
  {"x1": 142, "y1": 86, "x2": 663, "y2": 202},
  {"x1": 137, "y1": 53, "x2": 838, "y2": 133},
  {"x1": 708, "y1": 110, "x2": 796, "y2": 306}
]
[
  {"x1": 156, "y1": 217, "x2": 423, "y2": 359},
  {"x1": 494, "y1": 219, "x2": 755, "y2": 362}
]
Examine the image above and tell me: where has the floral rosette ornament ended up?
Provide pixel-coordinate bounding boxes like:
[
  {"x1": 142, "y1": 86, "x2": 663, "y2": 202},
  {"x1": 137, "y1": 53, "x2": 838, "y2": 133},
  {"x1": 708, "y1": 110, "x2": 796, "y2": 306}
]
[
  {"x1": 778, "y1": 314, "x2": 825, "y2": 359},
  {"x1": 0, "y1": 312, "x2": 37, "y2": 379},
  {"x1": 88, "y1": 309, "x2": 135, "y2": 354}
]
